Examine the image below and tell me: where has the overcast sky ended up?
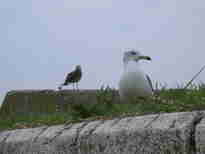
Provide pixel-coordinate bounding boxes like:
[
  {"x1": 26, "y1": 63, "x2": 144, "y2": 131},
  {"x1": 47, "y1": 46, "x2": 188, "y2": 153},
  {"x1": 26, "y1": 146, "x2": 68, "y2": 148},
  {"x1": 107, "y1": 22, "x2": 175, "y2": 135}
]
[{"x1": 1, "y1": 0, "x2": 205, "y2": 104}]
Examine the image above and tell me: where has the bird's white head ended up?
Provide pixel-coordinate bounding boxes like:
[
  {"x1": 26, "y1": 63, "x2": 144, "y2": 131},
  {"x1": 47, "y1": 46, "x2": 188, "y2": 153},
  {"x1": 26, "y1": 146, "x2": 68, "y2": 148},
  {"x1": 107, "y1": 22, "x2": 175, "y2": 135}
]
[{"x1": 123, "y1": 50, "x2": 151, "y2": 64}]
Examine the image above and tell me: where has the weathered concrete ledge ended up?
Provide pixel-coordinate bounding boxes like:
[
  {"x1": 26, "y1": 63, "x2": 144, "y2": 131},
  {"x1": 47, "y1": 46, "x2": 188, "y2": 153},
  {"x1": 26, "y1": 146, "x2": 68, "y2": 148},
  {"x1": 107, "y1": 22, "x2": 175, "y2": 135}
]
[
  {"x1": 195, "y1": 113, "x2": 205, "y2": 154},
  {"x1": 0, "y1": 89, "x2": 120, "y2": 116},
  {"x1": 0, "y1": 111, "x2": 205, "y2": 154}
]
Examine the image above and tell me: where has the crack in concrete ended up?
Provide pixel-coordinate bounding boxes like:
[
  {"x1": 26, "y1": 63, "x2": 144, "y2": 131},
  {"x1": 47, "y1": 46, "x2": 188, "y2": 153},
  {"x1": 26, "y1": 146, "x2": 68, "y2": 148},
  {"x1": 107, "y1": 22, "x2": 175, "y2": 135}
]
[
  {"x1": 72, "y1": 122, "x2": 89, "y2": 146},
  {"x1": 86, "y1": 120, "x2": 105, "y2": 137},
  {"x1": 43, "y1": 123, "x2": 74, "y2": 145},
  {"x1": 145, "y1": 113, "x2": 161, "y2": 128},
  {"x1": 0, "y1": 131, "x2": 12, "y2": 152},
  {"x1": 69, "y1": 121, "x2": 90, "y2": 154},
  {"x1": 76, "y1": 120, "x2": 105, "y2": 154},
  {"x1": 189, "y1": 112, "x2": 205, "y2": 154},
  {"x1": 78, "y1": 120, "x2": 105, "y2": 144},
  {"x1": 110, "y1": 118, "x2": 122, "y2": 128},
  {"x1": 169, "y1": 119, "x2": 177, "y2": 129},
  {"x1": 33, "y1": 126, "x2": 49, "y2": 143},
  {"x1": 175, "y1": 129, "x2": 184, "y2": 143}
]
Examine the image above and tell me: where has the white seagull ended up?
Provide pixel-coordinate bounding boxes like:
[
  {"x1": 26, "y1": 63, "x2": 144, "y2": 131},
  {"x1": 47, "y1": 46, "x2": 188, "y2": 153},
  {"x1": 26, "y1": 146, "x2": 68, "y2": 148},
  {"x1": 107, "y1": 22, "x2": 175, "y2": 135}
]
[{"x1": 119, "y1": 50, "x2": 153, "y2": 102}]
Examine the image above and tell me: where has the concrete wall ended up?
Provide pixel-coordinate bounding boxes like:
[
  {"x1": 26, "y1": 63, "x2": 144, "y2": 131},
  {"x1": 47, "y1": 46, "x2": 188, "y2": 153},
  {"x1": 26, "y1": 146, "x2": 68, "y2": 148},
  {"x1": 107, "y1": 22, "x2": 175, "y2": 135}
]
[
  {"x1": 0, "y1": 111, "x2": 205, "y2": 154},
  {"x1": 0, "y1": 89, "x2": 120, "y2": 116}
]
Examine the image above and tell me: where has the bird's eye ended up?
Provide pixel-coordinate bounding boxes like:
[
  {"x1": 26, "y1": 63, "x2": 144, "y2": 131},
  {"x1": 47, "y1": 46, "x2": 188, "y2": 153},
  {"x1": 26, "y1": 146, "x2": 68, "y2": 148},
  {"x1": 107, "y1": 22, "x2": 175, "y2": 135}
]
[{"x1": 130, "y1": 51, "x2": 136, "y2": 55}]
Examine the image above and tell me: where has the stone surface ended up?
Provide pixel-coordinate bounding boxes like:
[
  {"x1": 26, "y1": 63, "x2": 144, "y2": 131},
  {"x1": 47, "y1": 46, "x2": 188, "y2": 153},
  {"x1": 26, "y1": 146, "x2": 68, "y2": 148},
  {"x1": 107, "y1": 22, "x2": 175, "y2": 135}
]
[
  {"x1": 195, "y1": 112, "x2": 205, "y2": 154},
  {"x1": 0, "y1": 111, "x2": 204, "y2": 154}
]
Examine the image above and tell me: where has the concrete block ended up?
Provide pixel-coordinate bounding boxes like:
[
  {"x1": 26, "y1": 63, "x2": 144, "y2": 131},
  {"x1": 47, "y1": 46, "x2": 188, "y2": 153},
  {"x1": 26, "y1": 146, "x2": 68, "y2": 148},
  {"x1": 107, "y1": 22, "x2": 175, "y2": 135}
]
[{"x1": 0, "y1": 111, "x2": 203, "y2": 154}]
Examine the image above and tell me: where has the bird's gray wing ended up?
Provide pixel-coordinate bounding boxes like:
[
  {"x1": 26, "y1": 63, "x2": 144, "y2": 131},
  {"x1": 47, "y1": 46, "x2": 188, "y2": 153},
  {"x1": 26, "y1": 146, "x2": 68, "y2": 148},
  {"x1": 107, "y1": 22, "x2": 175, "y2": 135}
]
[
  {"x1": 146, "y1": 74, "x2": 154, "y2": 92},
  {"x1": 64, "y1": 71, "x2": 75, "y2": 84}
]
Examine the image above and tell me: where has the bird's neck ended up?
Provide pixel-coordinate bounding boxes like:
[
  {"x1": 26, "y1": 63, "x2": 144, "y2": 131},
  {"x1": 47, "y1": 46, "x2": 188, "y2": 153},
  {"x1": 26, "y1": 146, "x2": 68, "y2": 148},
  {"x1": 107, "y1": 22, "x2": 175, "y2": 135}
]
[{"x1": 124, "y1": 61, "x2": 141, "y2": 72}]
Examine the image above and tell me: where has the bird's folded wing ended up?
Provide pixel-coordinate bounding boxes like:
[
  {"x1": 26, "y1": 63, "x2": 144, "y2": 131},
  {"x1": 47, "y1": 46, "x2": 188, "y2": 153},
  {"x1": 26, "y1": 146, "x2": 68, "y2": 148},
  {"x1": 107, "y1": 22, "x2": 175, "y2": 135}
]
[
  {"x1": 146, "y1": 74, "x2": 154, "y2": 92},
  {"x1": 64, "y1": 71, "x2": 75, "y2": 84}
]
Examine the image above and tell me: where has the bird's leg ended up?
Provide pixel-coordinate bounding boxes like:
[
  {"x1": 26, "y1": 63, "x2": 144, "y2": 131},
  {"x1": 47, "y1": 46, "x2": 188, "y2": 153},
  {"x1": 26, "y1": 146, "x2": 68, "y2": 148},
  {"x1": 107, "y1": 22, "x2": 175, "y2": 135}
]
[
  {"x1": 73, "y1": 83, "x2": 76, "y2": 92},
  {"x1": 75, "y1": 83, "x2": 77, "y2": 91},
  {"x1": 72, "y1": 83, "x2": 75, "y2": 91},
  {"x1": 75, "y1": 83, "x2": 78, "y2": 92},
  {"x1": 76, "y1": 83, "x2": 79, "y2": 91}
]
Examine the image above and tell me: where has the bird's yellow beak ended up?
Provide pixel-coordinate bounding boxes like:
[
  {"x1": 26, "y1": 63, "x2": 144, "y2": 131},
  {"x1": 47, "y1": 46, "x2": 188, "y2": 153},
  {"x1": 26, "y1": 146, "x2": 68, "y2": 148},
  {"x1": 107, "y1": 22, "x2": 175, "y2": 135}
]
[{"x1": 138, "y1": 56, "x2": 152, "y2": 61}]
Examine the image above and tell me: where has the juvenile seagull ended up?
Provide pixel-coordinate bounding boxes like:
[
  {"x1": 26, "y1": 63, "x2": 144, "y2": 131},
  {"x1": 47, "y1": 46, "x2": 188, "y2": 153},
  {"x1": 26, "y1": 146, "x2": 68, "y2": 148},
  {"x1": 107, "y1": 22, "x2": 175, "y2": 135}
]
[
  {"x1": 58, "y1": 65, "x2": 82, "y2": 90},
  {"x1": 119, "y1": 51, "x2": 153, "y2": 102}
]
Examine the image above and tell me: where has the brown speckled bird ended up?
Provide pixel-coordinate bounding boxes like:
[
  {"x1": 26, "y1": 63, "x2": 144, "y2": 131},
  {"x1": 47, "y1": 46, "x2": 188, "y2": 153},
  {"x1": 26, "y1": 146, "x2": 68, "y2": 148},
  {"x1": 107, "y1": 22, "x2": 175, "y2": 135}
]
[{"x1": 58, "y1": 65, "x2": 82, "y2": 91}]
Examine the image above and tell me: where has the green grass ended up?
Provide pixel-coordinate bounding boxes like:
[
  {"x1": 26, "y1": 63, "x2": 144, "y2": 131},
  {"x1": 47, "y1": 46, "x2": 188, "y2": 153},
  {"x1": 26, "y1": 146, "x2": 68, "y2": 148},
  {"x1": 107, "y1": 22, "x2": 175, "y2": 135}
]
[{"x1": 1, "y1": 84, "x2": 205, "y2": 131}]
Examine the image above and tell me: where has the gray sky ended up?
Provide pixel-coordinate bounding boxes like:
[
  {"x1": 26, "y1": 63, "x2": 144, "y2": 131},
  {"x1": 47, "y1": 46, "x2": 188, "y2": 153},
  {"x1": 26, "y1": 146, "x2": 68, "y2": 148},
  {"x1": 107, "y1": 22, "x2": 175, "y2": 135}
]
[{"x1": 1, "y1": 0, "x2": 205, "y2": 104}]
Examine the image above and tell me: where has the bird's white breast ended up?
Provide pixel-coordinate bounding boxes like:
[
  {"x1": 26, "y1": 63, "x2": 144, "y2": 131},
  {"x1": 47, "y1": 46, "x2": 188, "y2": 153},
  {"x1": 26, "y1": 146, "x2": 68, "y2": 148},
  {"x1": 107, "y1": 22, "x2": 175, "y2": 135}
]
[{"x1": 119, "y1": 62, "x2": 152, "y2": 102}]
